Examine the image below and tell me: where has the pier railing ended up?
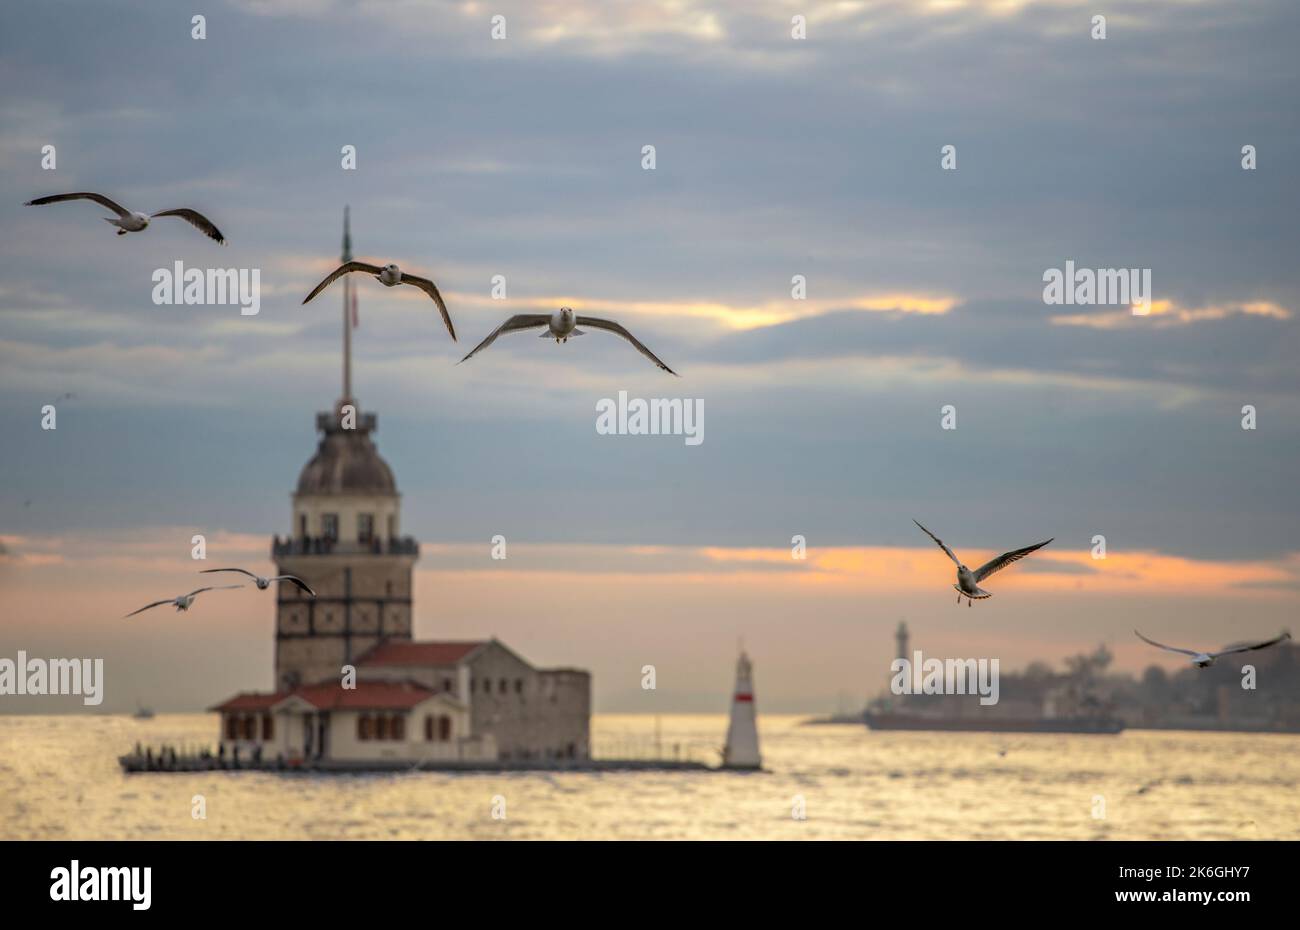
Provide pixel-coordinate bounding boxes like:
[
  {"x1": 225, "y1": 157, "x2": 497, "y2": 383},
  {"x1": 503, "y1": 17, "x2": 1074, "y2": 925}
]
[{"x1": 590, "y1": 737, "x2": 715, "y2": 766}]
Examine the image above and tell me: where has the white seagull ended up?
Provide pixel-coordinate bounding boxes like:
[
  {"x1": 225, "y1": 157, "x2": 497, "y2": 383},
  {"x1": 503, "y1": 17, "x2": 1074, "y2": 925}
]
[
  {"x1": 302, "y1": 261, "x2": 455, "y2": 340},
  {"x1": 200, "y1": 567, "x2": 316, "y2": 597},
  {"x1": 1134, "y1": 629, "x2": 1291, "y2": 668},
  {"x1": 124, "y1": 585, "x2": 244, "y2": 618},
  {"x1": 25, "y1": 192, "x2": 226, "y2": 243},
  {"x1": 913, "y1": 520, "x2": 1053, "y2": 606},
  {"x1": 459, "y1": 307, "x2": 677, "y2": 374}
]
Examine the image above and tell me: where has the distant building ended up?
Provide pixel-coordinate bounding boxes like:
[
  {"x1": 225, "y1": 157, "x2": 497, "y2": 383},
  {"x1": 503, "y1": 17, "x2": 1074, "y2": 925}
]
[{"x1": 209, "y1": 209, "x2": 591, "y2": 765}]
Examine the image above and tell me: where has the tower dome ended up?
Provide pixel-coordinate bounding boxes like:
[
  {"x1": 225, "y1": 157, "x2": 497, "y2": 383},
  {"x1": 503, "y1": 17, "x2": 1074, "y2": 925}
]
[{"x1": 295, "y1": 409, "x2": 397, "y2": 497}]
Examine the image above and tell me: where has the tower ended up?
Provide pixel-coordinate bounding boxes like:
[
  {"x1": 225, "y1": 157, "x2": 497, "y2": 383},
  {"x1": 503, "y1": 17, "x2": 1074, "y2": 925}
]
[
  {"x1": 722, "y1": 649, "x2": 762, "y2": 770},
  {"x1": 271, "y1": 208, "x2": 419, "y2": 690}
]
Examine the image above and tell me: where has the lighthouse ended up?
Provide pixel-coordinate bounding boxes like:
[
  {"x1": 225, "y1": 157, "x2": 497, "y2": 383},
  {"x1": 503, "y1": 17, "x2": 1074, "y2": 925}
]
[{"x1": 722, "y1": 649, "x2": 762, "y2": 770}]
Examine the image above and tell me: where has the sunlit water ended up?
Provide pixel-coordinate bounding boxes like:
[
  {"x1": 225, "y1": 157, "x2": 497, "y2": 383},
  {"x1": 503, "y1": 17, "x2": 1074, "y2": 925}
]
[{"x1": 2, "y1": 714, "x2": 1297, "y2": 839}]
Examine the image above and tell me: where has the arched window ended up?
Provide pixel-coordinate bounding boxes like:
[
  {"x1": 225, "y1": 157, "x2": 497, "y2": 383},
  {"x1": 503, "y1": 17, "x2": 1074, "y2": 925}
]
[
  {"x1": 424, "y1": 715, "x2": 434, "y2": 741},
  {"x1": 439, "y1": 715, "x2": 452, "y2": 741},
  {"x1": 391, "y1": 715, "x2": 405, "y2": 740},
  {"x1": 499, "y1": 678, "x2": 507, "y2": 694},
  {"x1": 376, "y1": 715, "x2": 389, "y2": 740},
  {"x1": 242, "y1": 715, "x2": 255, "y2": 740},
  {"x1": 358, "y1": 715, "x2": 372, "y2": 740},
  {"x1": 225, "y1": 714, "x2": 238, "y2": 740}
]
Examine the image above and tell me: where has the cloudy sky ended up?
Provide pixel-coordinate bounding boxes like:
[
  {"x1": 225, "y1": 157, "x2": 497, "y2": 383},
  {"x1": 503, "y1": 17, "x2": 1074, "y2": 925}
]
[{"x1": 2, "y1": 0, "x2": 1298, "y2": 713}]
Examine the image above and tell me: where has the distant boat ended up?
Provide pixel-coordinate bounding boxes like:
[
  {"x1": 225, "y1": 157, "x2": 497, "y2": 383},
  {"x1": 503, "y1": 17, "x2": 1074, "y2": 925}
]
[
  {"x1": 864, "y1": 712, "x2": 1123, "y2": 734},
  {"x1": 133, "y1": 705, "x2": 155, "y2": 720}
]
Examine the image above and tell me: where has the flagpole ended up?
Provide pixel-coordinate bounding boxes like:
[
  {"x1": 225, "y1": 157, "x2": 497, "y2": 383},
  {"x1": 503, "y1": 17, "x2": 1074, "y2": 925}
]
[{"x1": 342, "y1": 205, "x2": 352, "y2": 405}]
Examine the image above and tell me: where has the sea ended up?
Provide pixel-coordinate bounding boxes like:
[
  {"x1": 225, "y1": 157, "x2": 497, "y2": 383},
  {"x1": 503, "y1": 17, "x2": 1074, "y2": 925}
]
[{"x1": 3, "y1": 713, "x2": 1298, "y2": 840}]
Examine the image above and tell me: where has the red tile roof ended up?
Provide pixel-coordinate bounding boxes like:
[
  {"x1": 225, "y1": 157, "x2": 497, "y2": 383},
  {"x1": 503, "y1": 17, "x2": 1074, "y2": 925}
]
[
  {"x1": 358, "y1": 640, "x2": 486, "y2": 667},
  {"x1": 209, "y1": 691, "x2": 286, "y2": 712},
  {"x1": 210, "y1": 680, "x2": 437, "y2": 713},
  {"x1": 289, "y1": 679, "x2": 435, "y2": 710}
]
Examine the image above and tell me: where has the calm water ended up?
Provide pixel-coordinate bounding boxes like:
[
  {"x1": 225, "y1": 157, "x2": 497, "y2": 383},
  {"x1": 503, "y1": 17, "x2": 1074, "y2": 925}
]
[{"x1": 2, "y1": 714, "x2": 1298, "y2": 840}]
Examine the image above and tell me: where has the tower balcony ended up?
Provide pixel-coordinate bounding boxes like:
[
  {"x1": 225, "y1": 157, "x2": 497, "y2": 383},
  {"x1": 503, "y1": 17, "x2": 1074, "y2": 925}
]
[{"x1": 272, "y1": 535, "x2": 419, "y2": 558}]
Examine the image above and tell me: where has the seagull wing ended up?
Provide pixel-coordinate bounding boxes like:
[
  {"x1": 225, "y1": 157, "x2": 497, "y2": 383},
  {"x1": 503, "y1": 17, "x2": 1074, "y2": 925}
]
[
  {"x1": 271, "y1": 575, "x2": 317, "y2": 597},
  {"x1": 1210, "y1": 631, "x2": 1292, "y2": 658},
  {"x1": 187, "y1": 585, "x2": 244, "y2": 597},
  {"x1": 124, "y1": 599, "x2": 176, "y2": 618},
  {"x1": 302, "y1": 261, "x2": 383, "y2": 304},
  {"x1": 913, "y1": 520, "x2": 961, "y2": 567},
  {"x1": 151, "y1": 208, "x2": 226, "y2": 244},
  {"x1": 458, "y1": 314, "x2": 551, "y2": 364},
  {"x1": 26, "y1": 191, "x2": 130, "y2": 218},
  {"x1": 1133, "y1": 629, "x2": 1201, "y2": 658},
  {"x1": 199, "y1": 568, "x2": 258, "y2": 580},
  {"x1": 974, "y1": 538, "x2": 1053, "y2": 582},
  {"x1": 575, "y1": 316, "x2": 677, "y2": 375},
  {"x1": 399, "y1": 274, "x2": 456, "y2": 341}
]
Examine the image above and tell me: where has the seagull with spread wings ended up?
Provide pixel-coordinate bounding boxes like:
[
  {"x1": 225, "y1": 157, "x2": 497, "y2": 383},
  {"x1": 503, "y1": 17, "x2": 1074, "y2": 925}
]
[
  {"x1": 124, "y1": 585, "x2": 244, "y2": 618},
  {"x1": 200, "y1": 567, "x2": 316, "y2": 597},
  {"x1": 459, "y1": 307, "x2": 676, "y2": 374},
  {"x1": 913, "y1": 520, "x2": 1053, "y2": 606},
  {"x1": 302, "y1": 261, "x2": 455, "y2": 340},
  {"x1": 1134, "y1": 629, "x2": 1291, "y2": 668},
  {"x1": 25, "y1": 192, "x2": 225, "y2": 243}
]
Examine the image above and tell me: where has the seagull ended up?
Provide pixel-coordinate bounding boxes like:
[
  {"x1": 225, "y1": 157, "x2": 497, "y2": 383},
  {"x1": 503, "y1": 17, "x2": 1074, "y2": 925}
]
[
  {"x1": 913, "y1": 520, "x2": 1053, "y2": 606},
  {"x1": 25, "y1": 192, "x2": 225, "y2": 243},
  {"x1": 1133, "y1": 629, "x2": 1291, "y2": 668},
  {"x1": 302, "y1": 261, "x2": 455, "y2": 341},
  {"x1": 459, "y1": 307, "x2": 677, "y2": 374},
  {"x1": 200, "y1": 567, "x2": 316, "y2": 596},
  {"x1": 124, "y1": 585, "x2": 244, "y2": 618}
]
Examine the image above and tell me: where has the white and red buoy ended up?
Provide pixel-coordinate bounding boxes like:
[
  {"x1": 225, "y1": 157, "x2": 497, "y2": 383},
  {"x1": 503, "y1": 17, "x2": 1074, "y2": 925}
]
[{"x1": 722, "y1": 649, "x2": 762, "y2": 769}]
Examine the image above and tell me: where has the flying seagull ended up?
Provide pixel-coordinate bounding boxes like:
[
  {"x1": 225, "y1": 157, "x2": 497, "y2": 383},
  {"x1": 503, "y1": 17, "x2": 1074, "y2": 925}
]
[
  {"x1": 302, "y1": 261, "x2": 455, "y2": 341},
  {"x1": 124, "y1": 585, "x2": 244, "y2": 618},
  {"x1": 913, "y1": 520, "x2": 1053, "y2": 606},
  {"x1": 1133, "y1": 629, "x2": 1291, "y2": 668},
  {"x1": 200, "y1": 567, "x2": 316, "y2": 597},
  {"x1": 459, "y1": 307, "x2": 677, "y2": 374},
  {"x1": 25, "y1": 192, "x2": 225, "y2": 243}
]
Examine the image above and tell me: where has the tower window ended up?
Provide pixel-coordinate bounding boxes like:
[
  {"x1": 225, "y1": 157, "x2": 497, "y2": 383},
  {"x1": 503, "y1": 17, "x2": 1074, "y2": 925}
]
[
  {"x1": 321, "y1": 513, "x2": 339, "y2": 542},
  {"x1": 358, "y1": 513, "x2": 374, "y2": 543},
  {"x1": 439, "y1": 715, "x2": 452, "y2": 741}
]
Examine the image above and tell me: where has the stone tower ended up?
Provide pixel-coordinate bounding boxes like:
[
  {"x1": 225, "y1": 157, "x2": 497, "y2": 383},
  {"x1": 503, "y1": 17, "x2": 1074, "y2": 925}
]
[{"x1": 271, "y1": 208, "x2": 418, "y2": 690}]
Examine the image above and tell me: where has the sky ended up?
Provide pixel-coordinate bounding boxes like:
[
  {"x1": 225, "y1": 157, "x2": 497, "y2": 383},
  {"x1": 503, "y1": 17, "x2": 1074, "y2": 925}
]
[{"x1": 1, "y1": 0, "x2": 1299, "y2": 713}]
